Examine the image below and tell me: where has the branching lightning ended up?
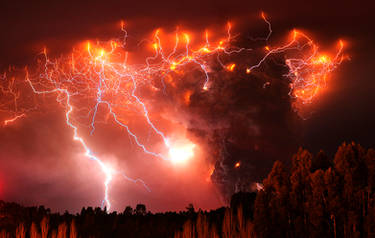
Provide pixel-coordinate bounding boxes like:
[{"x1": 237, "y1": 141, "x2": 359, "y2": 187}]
[{"x1": 0, "y1": 13, "x2": 346, "y2": 210}]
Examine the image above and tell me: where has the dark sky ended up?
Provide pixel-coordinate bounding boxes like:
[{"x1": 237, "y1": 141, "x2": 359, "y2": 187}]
[{"x1": 0, "y1": 0, "x2": 374, "y2": 212}]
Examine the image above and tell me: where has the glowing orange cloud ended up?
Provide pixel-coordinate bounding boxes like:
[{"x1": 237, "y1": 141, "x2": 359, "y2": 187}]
[
  {"x1": 0, "y1": 12, "x2": 346, "y2": 210},
  {"x1": 286, "y1": 37, "x2": 345, "y2": 104}
]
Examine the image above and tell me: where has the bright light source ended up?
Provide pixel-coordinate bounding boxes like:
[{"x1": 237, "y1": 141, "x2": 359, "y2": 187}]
[{"x1": 168, "y1": 143, "x2": 195, "y2": 164}]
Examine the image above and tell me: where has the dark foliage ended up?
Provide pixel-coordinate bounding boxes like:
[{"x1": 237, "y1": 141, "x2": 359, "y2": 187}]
[
  {"x1": 253, "y1": 142, "x2": 375, "y2": 238},
  {"x1": 1, "y1": 142, "x2": 374, "y2": 237}
]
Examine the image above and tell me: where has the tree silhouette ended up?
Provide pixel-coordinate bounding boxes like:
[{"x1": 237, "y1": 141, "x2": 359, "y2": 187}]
[
  {"x1": 123, "y1": 206, "x2": 133, "y2": 216},
  {"x1": 1, "y1": 142, "x2": 375, "y2": 238},
  {"x1": 135, "y1": 204, "x2": 146, "y2": 216}
]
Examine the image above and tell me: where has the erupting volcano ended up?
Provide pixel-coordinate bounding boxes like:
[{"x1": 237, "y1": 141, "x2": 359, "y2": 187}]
[{"x1": 0, "y1": 12, "x2": 345, "y2": 211}]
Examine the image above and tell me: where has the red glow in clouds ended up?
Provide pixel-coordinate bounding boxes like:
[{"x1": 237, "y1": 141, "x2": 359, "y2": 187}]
[{"x1": 0, "y1": 13, "x2": 346, "y2": 211}]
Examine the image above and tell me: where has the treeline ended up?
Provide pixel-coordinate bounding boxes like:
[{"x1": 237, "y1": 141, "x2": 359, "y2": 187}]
[
  {"x1": 1, "y1": 142, "x2": 375, "y2": 237},
  {"x1": 175, "y1": 142, "x2": 375, "y2": 237},
  {"x1": 0, "y1": 202, "x2": 188, "y2": 238}
]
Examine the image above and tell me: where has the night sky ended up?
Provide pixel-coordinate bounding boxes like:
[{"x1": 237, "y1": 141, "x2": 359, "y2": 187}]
[{"x1": 0, "y1": 0, "x2": 374, "y2": 213}]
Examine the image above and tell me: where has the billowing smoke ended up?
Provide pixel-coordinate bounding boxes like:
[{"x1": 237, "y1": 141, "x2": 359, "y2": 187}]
[
  {"x1": 189, "y1": 64, "x2": 298, "y2": 201},
  {"x1": 1, "y1": 19, "x2": 343, "y2": 209},
  {"x1": 140, "y1": 44, "x2": 300, "y2": 202}
]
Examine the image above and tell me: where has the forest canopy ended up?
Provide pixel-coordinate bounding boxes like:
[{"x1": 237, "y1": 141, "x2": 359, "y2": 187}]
[{"x1": 1, "y1": 142, "x2": 374, "y2": 237}]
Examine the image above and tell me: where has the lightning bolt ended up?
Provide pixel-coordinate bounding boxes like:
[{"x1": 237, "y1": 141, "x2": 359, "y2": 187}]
[
  {"x1": 3, "y1": 113, "x2": 26, "y2": 126},
  {"x1": 25, "y1": 70, "x2": 150, "y2": 211},
  {"x1": 0, "y1": 12, "x2": 345, "y2": 211}
]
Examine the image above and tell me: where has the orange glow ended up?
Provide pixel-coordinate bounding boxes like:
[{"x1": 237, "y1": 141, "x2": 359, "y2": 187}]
[
  {"x1": 183, "y1": 90, "x2": 192, "y2": 105},
  {"x1": 201, "y1": 47, "x2": 211, "y2": 53},
  {"x1": 206, "y1": 166, "x2": 215, "y2": 182},
  {"x1": 183, "y1": 33, "x2": 190, "y2": 43},
  {"x1": 205, "y1": 30, "x2": 209, "y2": 42},
  {"x1": 0, "y1": 15, "x2": 346, "y2": 209},
  {"x1": 170, "y1": 62, "x2": 177, "y2": 70},
  {"x1": 312, "y1": 55, "x2": 330, "y2": 64},
  {"x1": 3, "y1": 114, "x2": 26, "y2": 126},
  {"x1": 293, "y1": 29, "x2": 298, "y2": 38},
  {"x1": 287, "y1": 38, "x2": 345, "y2": 104},
  {"x1": 227, "y1": 63, "x2": 236, "y2": 71},
  {"x1": 339, "y1": 40, "x2": 345, "y2": 48},
  {"x1": 153, "y1": 43, "x2": 158, "y2": 50}
]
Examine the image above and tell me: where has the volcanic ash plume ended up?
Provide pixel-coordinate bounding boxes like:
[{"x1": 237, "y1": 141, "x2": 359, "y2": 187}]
[
  {"x1": 0, "y1": 16, "x2": 345, "y2": 207},
  {"x1": 177, "y1": 57, "x2": 299, "y2": 202}
]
